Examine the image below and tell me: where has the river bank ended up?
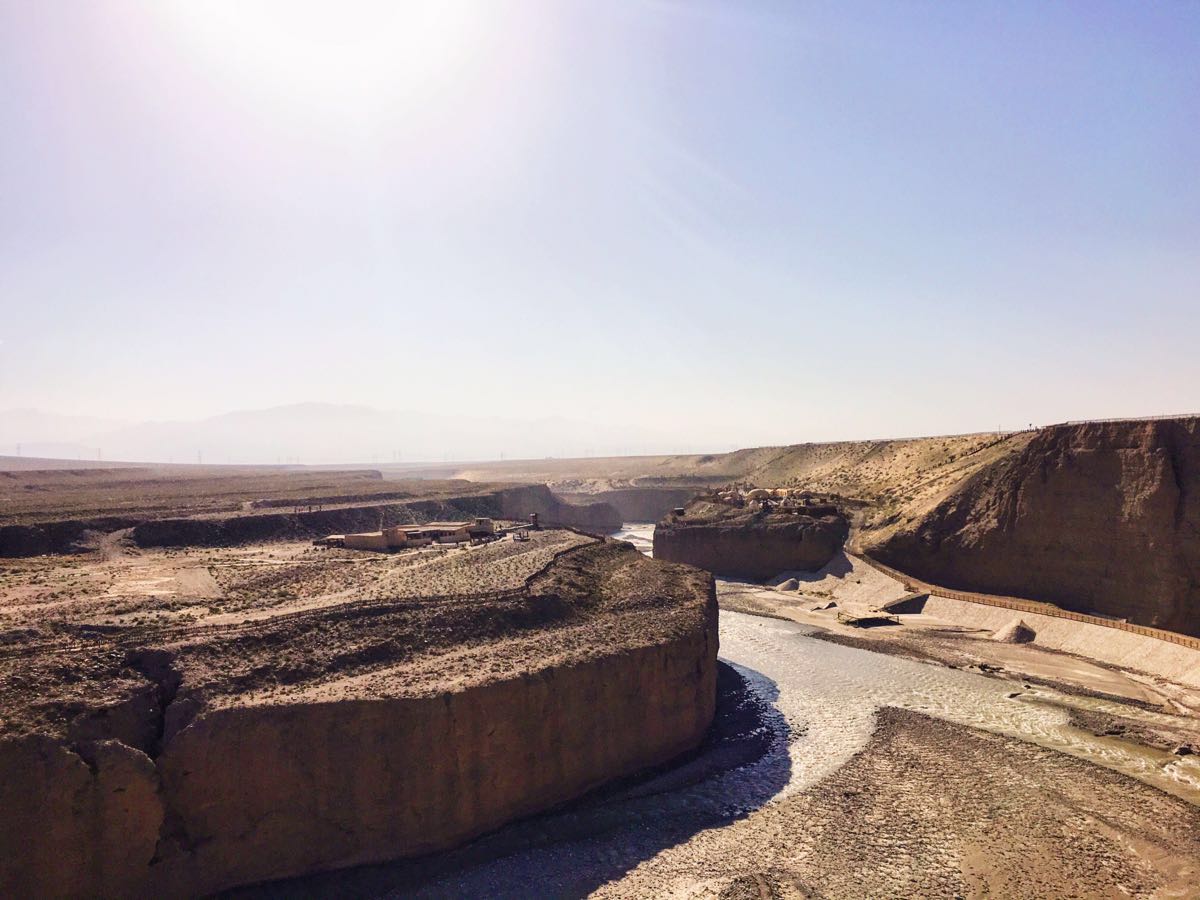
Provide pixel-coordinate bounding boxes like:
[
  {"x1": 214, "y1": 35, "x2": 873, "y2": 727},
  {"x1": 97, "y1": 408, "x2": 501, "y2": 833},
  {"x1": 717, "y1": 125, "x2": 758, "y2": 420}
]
[{"x1": 235, "y1": 605, "x2": 1200, "y2": 898}]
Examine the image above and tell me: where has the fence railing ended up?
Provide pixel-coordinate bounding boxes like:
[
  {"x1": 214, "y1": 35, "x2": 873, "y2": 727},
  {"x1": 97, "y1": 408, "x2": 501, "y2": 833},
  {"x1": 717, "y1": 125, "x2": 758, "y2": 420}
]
[
  {"x1": 853, "y1": 552, "x2": 1200, "y2": 651},
  {"x1": 1053, "y1": 413, "x2": 1198, "y2": 426}
]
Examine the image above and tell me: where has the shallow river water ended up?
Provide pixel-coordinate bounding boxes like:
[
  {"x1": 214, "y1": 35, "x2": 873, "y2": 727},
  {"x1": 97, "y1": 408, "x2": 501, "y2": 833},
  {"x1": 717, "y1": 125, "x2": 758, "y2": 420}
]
[
  {"x1": 719, "y1": 610, "x2": 1200, "y2": 804},
  {"x1": 618, "y1": 521, "x2": 1200, "y2": 803}
]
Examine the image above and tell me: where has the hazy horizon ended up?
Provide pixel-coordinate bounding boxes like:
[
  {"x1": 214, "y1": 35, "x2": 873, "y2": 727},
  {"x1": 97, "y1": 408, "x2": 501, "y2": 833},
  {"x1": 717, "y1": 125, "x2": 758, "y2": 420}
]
[
  {"x1": 4, "y1": 400, "x2": 1198, "y2": 467},
  {"x1": 3, "y1": 1, "x2": 1198, "y2": 451}
]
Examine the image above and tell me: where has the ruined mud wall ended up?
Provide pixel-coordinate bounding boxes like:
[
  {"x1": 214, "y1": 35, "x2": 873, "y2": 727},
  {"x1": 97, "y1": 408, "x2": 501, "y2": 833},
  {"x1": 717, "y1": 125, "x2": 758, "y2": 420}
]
[
  {"x1": 655, "y1": 517, "x2": 849, "y2": 580},
  {"x1": 867, "y1": 418, "x2": 1200, "y2": 635}
]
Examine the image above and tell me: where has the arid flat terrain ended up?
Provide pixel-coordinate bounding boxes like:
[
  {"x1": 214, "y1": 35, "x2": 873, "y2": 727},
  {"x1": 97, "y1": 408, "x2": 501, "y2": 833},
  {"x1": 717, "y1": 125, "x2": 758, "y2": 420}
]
[
  {"x1": 0, "y1": 529, "x2": 591, "y2": 639},
  {"x1": 0, "y1": 463, "x2": 490, "y2": 525}
]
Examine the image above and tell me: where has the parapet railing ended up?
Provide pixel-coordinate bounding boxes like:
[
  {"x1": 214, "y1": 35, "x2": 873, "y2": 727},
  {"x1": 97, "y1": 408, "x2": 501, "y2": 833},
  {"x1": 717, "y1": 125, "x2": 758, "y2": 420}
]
[
  {"x1": 1052, "y1": 413, "x2": 1198, "y2": 426},
  {"x1": 853, "y1": 552, "x2": 1200, "y2": 651}
]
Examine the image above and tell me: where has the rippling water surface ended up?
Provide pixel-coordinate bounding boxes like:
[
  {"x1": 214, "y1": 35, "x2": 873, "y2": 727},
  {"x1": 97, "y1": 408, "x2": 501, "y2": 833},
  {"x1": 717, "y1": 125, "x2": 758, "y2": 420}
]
[
  {"x1": 613, "y1": 521, "x2": 1199, "y2": 801},
  {"x1": 720, "y1": 611, "x2": 1200, "y2": 804}
]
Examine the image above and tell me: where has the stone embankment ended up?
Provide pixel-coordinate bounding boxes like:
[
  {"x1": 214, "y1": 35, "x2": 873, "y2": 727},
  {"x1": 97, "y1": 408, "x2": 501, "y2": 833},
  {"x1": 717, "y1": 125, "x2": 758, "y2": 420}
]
[
  {"x1": 866, "y1": 417, "x2": 1200, "y2": 635},
  {"x1": 0, "y1": 540, "x2": 717, "y2": 897},
  {"x1": 654, "y1": 497, "x2": 849, "y2": 580},
  {"x1": 0, "y1": 484, "x2": 620, "y2": 556}
]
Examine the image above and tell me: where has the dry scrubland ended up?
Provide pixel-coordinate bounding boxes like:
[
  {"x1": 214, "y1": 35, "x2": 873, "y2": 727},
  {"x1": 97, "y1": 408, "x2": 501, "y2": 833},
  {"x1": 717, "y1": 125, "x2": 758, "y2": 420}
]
[
  {"x1": 0, "y1": 464, "x2": 487, "y2": 525},
  {"x1": 0, "y1": 464, "x2": 622, "y2": 556},
  {"x1": 453, "y1": 431, "x2": 1021, "y2": 505},
  {"x1": 0, "y1": 530, "x2": 591, "y2": 635}
]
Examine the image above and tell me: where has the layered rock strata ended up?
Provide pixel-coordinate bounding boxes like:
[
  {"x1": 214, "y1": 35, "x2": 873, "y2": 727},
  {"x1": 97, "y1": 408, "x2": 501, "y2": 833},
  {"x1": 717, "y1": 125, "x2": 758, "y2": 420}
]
[{"x1": 0, "y1": 540, "x2": 717, "y2": 897}]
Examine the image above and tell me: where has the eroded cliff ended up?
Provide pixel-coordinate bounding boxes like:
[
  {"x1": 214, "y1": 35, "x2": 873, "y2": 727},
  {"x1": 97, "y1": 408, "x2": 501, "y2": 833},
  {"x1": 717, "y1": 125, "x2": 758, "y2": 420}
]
[
  {"x1": 864, "y1": 418, "x2": 1200, "y2": 635},
  {"x1": 654, "y1": 497, "x2": 850, "y2": 580},
  {"x1": 0, "y1": 539, "x2": 716, "y2": 897}
]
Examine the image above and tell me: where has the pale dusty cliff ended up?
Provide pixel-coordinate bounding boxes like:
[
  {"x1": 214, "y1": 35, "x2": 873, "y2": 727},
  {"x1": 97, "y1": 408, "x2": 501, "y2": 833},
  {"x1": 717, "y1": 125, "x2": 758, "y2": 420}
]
[
  {"x1": 0, "y1": 540, "x2": 717, "y2": 897},
  {"x1": 865, "y1": 418, "x2": 1200, "y2": 635},
  {"x1": 655, "y1": 498, "x2": 849, "y2": 580}
]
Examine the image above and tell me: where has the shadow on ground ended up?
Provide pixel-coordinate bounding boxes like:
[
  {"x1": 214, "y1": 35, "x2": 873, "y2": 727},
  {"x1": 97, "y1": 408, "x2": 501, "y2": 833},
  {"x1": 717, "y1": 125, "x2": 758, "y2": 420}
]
[{"x1": 224, "y1": 661, "x2": 792, "y2": 900}]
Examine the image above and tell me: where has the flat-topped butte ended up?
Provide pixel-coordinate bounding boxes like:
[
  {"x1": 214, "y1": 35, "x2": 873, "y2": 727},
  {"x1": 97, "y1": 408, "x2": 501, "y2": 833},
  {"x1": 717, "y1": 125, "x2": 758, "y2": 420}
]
[
  {"x1": 0, "y1": 535, "x2": 717, "y2": 897},
  {"x1": 654, "y1": 492, "x2": 850, "y2": 580}
]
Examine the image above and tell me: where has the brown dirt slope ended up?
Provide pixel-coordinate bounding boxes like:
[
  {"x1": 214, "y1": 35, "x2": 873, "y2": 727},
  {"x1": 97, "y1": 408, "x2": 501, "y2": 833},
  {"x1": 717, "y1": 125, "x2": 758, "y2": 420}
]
[{"x1": 454, "y1": 431, "x2": 1031, "y2": 511}]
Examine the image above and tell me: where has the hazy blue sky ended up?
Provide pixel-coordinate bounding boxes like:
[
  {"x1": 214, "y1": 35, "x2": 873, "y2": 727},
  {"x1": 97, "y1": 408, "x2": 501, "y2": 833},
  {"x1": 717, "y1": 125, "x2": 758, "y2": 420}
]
[{"x1": 2, "y1": 1, "x2": 1197, "y2": 448}]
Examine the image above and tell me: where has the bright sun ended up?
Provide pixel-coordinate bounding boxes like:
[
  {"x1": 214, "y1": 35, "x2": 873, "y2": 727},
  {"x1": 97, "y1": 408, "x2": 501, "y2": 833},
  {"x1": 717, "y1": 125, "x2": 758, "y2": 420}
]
[{"x1": 161, "y1": 0, "x2": 489, "y2": 113}]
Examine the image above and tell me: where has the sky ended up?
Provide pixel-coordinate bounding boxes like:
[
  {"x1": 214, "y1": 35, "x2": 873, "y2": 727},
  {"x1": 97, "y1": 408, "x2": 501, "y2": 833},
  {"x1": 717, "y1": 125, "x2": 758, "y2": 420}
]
[{"x1": 2, "y1": 0, "x2": 1198, "y2": 452}]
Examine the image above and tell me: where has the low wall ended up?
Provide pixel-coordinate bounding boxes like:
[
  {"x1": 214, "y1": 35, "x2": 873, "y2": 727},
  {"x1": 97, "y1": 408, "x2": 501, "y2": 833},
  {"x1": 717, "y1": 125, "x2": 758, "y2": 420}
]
[
  {"x1": 918, "y1": 595, "x2": 1200, "y2": 689},
  {"x1": 851, "y1": 553, "x2": 1200, "y2": 687}
]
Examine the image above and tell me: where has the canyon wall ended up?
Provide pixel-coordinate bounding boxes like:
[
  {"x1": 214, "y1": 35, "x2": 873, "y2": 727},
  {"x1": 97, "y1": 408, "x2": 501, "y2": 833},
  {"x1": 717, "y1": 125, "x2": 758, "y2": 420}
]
[
  {"x1": 559, "y1": 487, "x2": 700, "y2": 524},
  {"x1": 495, "y1": 484, "x2": 622, "y2": 533},
  {"x1": 0, "y1": 484, "x2": 620, "y2": 555},
  {"x1": 0, "y1": 543, "x2": 716, "y2": 897},
  {"x1": 867, "y1": 418, "x2": 1200, "y2": 635},
  {"x1": 655, "y1": 515, "x2": 849, "y2": 580}
]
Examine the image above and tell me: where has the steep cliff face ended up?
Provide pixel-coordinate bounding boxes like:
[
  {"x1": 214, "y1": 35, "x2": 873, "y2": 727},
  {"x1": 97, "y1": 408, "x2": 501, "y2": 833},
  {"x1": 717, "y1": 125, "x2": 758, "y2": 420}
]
[
  {"x1": 655, "y1": 500, "x2": 849, "y2": 580},
  {"x1": 559, "y1": 488, "x2": 700, "y2": 523},
  {"x1": 495, "y1": 484, "x2": 622, "y2": 533},
  {"x1": 0, "y1": 541, "x2": 716, "y2": 897},
  {"x1": 867, "y1": 419, "x2": 1200, "y2": 635}
]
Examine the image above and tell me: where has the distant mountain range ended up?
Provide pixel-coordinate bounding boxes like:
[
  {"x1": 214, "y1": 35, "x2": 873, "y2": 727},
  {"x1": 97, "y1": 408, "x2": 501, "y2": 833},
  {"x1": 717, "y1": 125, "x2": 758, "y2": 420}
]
[{"x1": 0, "y1": 404, "x2": 690, "y2": 465}]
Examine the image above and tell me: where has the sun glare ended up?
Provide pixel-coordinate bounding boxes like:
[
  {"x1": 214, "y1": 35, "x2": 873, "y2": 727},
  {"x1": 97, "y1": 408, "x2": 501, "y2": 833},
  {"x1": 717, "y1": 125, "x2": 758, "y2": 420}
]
[{"x1": 161, "y1": 0, "x2": 489, "y2": 113}]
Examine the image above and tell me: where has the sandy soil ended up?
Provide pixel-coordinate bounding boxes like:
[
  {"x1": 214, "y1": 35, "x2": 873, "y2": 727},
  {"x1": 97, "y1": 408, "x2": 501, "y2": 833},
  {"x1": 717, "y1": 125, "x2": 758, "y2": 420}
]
[
  {"x1": 600, "y1": 707, "x2": 1200, "y2": 899},
  {"x1": 0, "y1": 530, "x2": 588, "y2": 633}
]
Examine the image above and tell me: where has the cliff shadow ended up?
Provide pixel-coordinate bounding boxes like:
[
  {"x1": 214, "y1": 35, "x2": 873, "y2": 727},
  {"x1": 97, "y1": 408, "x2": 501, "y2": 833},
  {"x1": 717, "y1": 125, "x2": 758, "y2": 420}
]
[
  {"x1": 791, "y1": 549, "x2": 854, "y2": 583},
  {"x1": 224, "y1": 662, "x2": 792, "y2": 900}
]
